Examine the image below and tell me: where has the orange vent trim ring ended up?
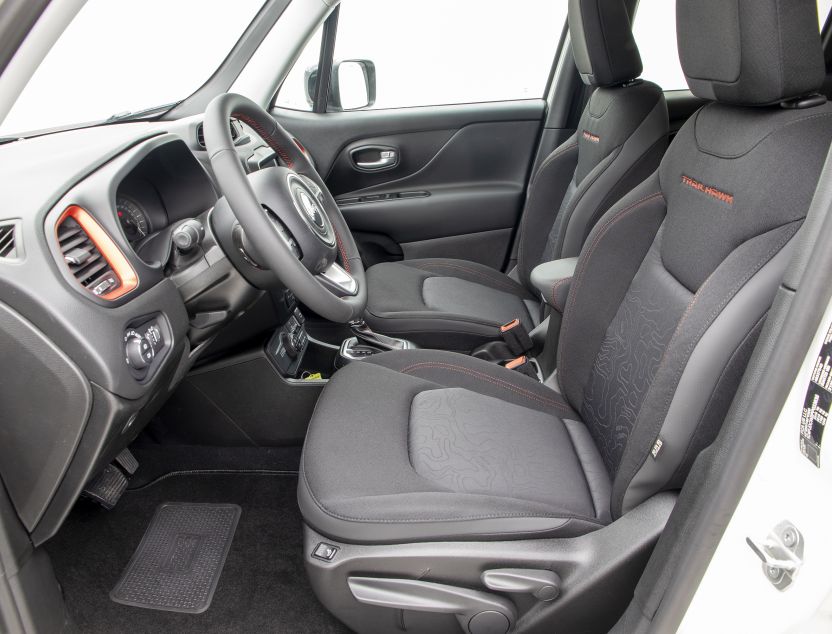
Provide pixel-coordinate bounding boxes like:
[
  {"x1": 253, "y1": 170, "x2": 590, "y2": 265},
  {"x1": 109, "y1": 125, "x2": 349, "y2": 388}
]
[{"x1": 56, "y1": 205, "x2": 139, "y2": 300}]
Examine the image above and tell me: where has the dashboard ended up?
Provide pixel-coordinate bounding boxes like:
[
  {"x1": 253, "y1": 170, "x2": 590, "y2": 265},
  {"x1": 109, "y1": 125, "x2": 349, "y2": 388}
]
[{"x1": 0, "y1": 116, "x2": 286, "y2": 546}]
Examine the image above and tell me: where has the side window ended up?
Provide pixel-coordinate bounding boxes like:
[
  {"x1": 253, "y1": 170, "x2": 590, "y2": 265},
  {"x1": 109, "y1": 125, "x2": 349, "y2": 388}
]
[
  {"x1": 275, "y1": 0, "x2": 567, "y2": 112},
  {"x1": 633, "y1": 0, "x2": 832, "y2": 92}
]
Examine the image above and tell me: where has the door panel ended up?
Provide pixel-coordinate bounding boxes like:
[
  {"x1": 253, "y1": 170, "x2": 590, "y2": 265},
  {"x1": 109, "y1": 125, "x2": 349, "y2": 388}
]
[{"x1": 273, "y1": 100, "x2": 545, "y2": 268}]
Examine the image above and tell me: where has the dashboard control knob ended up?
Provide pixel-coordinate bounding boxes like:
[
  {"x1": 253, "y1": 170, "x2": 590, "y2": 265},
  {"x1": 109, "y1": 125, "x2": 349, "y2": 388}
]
[
  {"x1": 172, "y1": 219, "x2": 204, "y2": 252},
  {"x1": 280, "y1": 331, "x2": 298, "y2": 359},
  {"x1": 125, "y1": 331, "x2": 154, "y2": 369}
]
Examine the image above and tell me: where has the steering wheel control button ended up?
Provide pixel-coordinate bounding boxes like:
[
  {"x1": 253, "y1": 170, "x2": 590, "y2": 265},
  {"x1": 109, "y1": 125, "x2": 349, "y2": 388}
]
[{"x1": 312, "y1": 542, "x2": 339, "y2": 562}]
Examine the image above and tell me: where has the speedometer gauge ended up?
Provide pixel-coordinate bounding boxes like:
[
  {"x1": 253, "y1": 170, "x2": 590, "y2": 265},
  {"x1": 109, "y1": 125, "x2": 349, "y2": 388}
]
[{"x1": 116, "y1": 197, "x2": 149, "y2": 242}]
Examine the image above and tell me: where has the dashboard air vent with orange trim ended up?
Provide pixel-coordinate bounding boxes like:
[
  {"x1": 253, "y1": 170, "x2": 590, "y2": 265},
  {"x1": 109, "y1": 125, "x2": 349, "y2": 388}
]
[{"x1": 56, "y1": 206, "x2": 138, "y2": 300}]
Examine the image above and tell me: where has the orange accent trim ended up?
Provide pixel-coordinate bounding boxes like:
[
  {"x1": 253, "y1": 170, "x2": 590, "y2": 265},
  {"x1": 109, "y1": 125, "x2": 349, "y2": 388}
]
[
  {"x1": 57, "y1": 205, "x2": 138, "y2": 300},
  {"x1": 506, "y1": 356, "x2": 528, "y2": 370},
  {"x1": 680, "y1": 175, "x2": 734, "y2": 206},
  {"x1": 501, "y1": 318, "x2": 521, "y2": 333}
]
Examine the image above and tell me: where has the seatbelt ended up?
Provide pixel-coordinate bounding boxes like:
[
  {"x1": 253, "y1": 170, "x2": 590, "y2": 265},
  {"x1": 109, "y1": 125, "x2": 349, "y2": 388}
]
[
  {"x1": 505, "y1": 355, "x2": 538, "y2": 379},
  {"x1": 500, "y1": 319, "x2": 534, "y2": 356}
]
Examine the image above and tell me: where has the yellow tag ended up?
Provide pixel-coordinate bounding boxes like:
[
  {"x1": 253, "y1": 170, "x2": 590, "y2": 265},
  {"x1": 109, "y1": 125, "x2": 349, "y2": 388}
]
[{"x1": 304, "y1": 372, "x2": 322, "y2": 380}]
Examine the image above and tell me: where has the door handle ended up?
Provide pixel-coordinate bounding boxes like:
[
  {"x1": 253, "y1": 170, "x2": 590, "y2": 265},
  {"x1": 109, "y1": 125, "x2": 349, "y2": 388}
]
[{"x1": 350, "y1": 146, "x2": 399, "y2": 172}]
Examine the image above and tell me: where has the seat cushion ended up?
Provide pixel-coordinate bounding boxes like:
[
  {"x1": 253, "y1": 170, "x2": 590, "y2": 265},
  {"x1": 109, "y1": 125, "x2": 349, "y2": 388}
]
[
  {"x1": 364, "y1": 258, "x2": 540, "y2": 351},
  {"x1": 298, "y1": 351, "x2": 611, "y2": 544}
]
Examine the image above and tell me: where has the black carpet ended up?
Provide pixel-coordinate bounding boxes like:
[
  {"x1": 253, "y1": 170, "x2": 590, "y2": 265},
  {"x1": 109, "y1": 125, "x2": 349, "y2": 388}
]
[{"x1": 47, "y1": 472, "x2": 350, "y2": 633}]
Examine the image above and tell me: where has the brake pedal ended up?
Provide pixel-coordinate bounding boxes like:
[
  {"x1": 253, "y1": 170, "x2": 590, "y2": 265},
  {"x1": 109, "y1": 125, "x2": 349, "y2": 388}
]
[
  {"x1": 82, "y1": 464, "x2": 128, "y2": 510},
  {"x1": 115, "y1": 448, "x2": 139, "y2": 475}
]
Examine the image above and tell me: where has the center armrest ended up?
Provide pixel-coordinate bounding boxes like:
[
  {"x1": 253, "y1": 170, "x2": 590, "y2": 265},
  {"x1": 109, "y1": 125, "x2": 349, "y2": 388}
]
[{"x1": 530, "y1": 258, "x2": 578, "y2": 314}]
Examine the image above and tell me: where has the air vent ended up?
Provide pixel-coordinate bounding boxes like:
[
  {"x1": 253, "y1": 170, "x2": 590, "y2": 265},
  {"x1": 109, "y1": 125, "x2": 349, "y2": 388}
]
[
  {"x1": 56, "y1": 206, "x2": 138, "y2": 300},
  {"x1": 196, "y1": 119, "x2": 240, "y2": 149},
  {"x1": 0, "y1": 221, "x2": 20, "y2": 259}
]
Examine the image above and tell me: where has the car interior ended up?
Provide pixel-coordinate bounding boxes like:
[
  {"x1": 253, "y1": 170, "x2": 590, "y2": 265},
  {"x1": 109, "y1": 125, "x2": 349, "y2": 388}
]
[{"x1": 2, "y1": 0, "x2": 832, "y2": 632}]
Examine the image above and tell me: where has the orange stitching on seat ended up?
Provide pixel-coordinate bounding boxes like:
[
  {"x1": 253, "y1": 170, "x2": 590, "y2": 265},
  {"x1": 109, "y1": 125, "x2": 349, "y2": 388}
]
[
  {"x1": 680, "y1": 175, "x2": 734, "y2": 205},
  {"x1": 399, "y1": 361, "x2": 572, "y2": 412},
  {"x1": 517, "y1": 142, "x2": 579, "y2": 265},
  {"x1": 410, "y1": 262, "x2": 525, "y2": 295},
  {"x1": 551, "y1": 276, "x2": 571, "y2": 312},
  {"x1": 558, "y1": 192, "x2": 665, "y2": 387}
]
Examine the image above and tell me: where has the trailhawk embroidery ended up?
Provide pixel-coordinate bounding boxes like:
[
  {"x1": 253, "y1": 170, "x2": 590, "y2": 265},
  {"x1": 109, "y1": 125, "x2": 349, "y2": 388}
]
[
  {"x1": 681, "y1": 174, "x2": 735, "y2": 206},
  {"x1": 582, "y1": 130, "x2": 601, "y2": 143}
]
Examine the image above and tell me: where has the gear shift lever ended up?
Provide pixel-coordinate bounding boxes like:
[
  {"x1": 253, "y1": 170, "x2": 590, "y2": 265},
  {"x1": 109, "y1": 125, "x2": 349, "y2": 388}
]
[{"x1": 348, "y1": 320, "x2": 413, "y2": 352}]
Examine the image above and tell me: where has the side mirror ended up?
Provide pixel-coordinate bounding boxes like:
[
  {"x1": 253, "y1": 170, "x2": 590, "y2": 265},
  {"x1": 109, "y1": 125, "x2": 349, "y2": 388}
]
[{"x1": 304, "y1": 59, "x2": 376, "y2": 111}]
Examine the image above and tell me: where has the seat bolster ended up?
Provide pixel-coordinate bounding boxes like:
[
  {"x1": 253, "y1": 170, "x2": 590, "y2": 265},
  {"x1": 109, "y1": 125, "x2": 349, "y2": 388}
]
[
  {"x1": 366, "y1": 349, "x2": 578, "y2": 418},
  {"x1": 298, "y1": 482, "x2": 605, "y2": 544},
  {"x1": 563, "y1": 420, "x2": 613, "y2": 523}
]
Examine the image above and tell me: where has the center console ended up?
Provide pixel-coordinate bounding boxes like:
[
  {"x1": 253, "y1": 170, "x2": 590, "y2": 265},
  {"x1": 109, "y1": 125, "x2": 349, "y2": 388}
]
[{"x1": 264, "y1": 289, "x2": 416, "y2": 378}]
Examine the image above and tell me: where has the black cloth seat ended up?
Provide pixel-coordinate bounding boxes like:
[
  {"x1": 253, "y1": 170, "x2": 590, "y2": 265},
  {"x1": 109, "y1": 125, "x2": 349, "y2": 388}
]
[
  {"x1": 364, "y1": 0, "x2": 669, "y2": 351},
  {"x1": 300, "y1": 0, "x2": 832, "y2": 545},
  {"x1": 299, "y1": 351, "x2": 610, "y2": 544},
  {"x1": 365, "y1": 258, "x2": 542, "y2": 351}
]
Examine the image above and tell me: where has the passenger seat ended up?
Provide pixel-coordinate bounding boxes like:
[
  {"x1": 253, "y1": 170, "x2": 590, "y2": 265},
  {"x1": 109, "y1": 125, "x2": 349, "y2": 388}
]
[{"x1": 363, "y1": 0, "x2": 669, "y2": 351}]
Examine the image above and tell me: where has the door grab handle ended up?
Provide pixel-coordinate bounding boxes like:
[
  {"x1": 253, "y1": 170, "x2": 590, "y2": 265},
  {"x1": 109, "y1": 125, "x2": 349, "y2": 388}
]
[
  {"x1": 350, "y1": 146, "x2": 399, "y2": 172},
  {"x1": 356, "y1": 151, "x2": 396, "y2": 169}
]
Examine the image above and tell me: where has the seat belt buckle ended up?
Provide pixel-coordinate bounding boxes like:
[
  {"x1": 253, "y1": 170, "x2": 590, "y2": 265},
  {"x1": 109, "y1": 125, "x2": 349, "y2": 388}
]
[
  {"x1": 500, "y1": 318, "x2": 533, "y2": 355},
  {"x1": 505, "y1": 355, "x2": 538, "y2": 378}
]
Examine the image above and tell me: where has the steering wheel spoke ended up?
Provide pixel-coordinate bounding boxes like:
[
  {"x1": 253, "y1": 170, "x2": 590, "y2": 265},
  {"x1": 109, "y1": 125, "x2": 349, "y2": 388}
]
[
  {"x1": 316, "y1": 262, "x2": 358, "y2": 297},
  {"x1": 263, "y1": 204, "x2": 303, "y2": 260}
]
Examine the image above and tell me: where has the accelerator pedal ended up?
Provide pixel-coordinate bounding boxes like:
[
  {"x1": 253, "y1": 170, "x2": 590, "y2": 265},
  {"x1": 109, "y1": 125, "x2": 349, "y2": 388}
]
[{"x1": 115, "y1": 448, "x2": 139, "y2": 475}]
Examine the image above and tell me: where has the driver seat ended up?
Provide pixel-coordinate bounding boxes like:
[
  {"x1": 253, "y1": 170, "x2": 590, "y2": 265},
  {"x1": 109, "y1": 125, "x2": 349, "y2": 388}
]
[
  {"x1": 363, "y1": 0, "x2": 669, "y2": 351},
  {"x1": 299, "y1": 1, "x2": 831, "y2": 632}
]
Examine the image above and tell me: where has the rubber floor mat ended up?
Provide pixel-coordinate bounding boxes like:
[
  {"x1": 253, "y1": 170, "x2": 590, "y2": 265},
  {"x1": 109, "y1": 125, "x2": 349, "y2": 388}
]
[{"x1": 110, "y1": 502, "x2": 241, "y2": 613}]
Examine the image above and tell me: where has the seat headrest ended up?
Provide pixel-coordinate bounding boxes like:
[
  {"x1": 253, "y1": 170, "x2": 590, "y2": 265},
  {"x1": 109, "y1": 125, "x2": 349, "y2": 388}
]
[
  {"x1": 568, "y1": 0, "x2": 643, "y2": 87},
  {"x1": 678, "y1": 0, "x2": 826, "y2": 106}
]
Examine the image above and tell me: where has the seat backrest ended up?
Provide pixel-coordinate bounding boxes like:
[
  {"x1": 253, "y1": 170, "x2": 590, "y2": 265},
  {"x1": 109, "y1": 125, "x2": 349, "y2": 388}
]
[
  {"x1": 516, "y1": 0, "x2": 669, "y2": 288},
  {"x1": 557, "y1": 0, "x2": 831, "y2": 519}
]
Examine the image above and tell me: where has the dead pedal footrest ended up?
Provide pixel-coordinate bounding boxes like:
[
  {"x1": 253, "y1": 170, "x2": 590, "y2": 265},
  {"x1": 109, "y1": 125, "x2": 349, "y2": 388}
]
[{"x1": 82, "y1": 464, "x2": 128, "y2": 510}]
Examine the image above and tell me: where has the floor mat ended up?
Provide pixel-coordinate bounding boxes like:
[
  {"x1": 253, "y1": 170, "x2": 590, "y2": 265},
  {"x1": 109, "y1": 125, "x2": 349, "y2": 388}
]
[
  {"x1": 47, "y1": 472, "x2": 350, "y2": 633},
  {"x1": 110, "y1": 503, "x2": 241, "y2": 613}
]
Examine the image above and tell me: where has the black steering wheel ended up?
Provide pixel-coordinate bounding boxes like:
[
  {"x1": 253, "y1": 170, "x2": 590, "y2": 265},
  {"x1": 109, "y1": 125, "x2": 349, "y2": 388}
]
[{"x1": 204, "y1": 93, "x2": 366, "y2": 323}]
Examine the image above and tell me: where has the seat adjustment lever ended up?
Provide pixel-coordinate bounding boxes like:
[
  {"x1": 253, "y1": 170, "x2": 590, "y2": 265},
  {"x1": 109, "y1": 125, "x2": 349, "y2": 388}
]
[
  {"x1": 481, "y1": 568, "x2": 561, "y2": 602},
  {"x1": 348, "y1": 576, "x2": 516, "y2": 634}
]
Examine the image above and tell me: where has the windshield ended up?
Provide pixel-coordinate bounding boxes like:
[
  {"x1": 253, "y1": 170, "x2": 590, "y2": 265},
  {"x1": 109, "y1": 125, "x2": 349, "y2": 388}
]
[{"x1": 0, "y1": 0, "x2": 267, "y2": 136}]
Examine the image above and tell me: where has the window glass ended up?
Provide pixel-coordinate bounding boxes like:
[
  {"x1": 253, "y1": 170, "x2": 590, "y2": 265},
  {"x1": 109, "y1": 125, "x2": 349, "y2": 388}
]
[
  {"x1": 1, "y1": 0, "x2": 266, "y2": 135},
  {"x1": 276, "y1": 0, "x2": 566, "y2": 112},
  {"x1": 633, "y1": 0, "x2": 832, "y2": 92},
  {"x1": 275, "y1": 27, "x2": 323, "y2": 111}
]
